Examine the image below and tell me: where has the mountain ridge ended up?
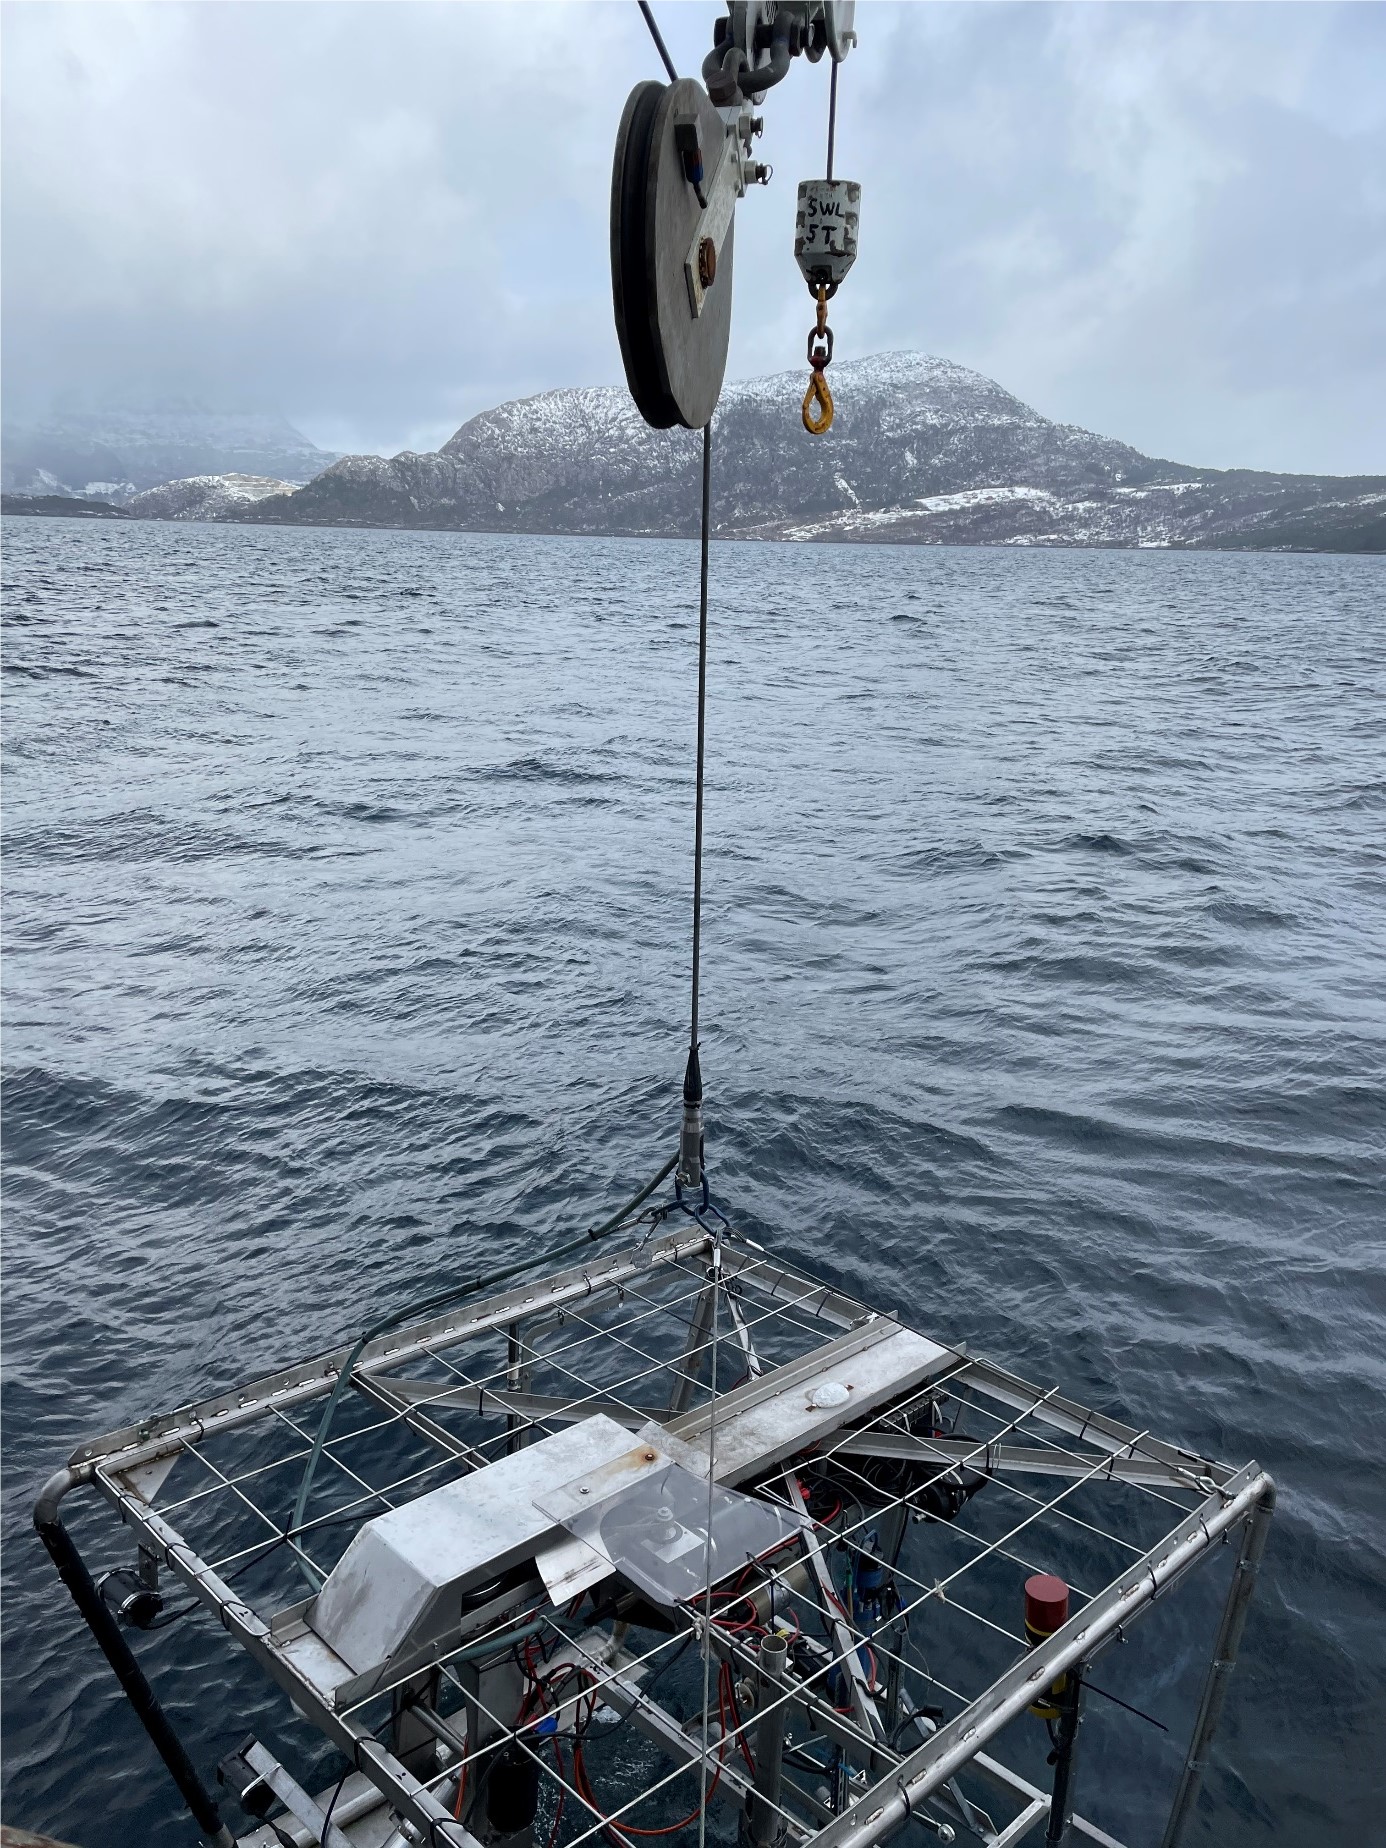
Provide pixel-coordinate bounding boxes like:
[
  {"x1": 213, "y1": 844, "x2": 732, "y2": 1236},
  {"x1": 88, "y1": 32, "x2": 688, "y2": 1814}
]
[
  {"x1": 7, "y1": 356, "x2": 1379, "y2": 550},
  {"x1": 243, "y1": 353, "x2": 1383, "y2": 551}
]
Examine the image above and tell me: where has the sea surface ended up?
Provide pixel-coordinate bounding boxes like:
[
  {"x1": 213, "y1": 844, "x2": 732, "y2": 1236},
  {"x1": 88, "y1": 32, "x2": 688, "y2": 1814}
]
[{"x1": 1, "y1": 516, "x2": 1383, "y2": 1847}]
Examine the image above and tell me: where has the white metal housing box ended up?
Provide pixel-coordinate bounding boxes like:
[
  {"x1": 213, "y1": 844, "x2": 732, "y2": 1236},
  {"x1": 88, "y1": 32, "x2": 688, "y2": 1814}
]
[{"x1": 309, "y1": 1414, "x2": 636, "y2": 1674}]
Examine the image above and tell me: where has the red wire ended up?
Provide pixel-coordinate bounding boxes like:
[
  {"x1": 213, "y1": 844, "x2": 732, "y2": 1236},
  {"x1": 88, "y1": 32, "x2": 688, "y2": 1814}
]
[
  {"x1": 716, "y1": 1609, "x2": 760, "y2": 1633},
  {"x1": 574, "y1": 1667, "x2": 727, "y2": 1839}
]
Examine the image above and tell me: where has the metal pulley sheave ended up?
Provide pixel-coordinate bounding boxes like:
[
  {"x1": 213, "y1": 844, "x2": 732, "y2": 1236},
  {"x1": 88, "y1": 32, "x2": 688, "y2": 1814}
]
[{"x1": 611, "y1": 78, "x2": 747, "y2": 431}]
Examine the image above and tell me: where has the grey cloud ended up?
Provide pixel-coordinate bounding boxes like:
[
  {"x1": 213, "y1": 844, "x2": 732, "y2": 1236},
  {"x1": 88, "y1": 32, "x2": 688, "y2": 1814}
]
[
  {"x1": 842, "y1": 4, "x2": 1386, "y2": 472},
  {"x1": 2, "y1": 1, "x2": 1381, "y2": 473}
]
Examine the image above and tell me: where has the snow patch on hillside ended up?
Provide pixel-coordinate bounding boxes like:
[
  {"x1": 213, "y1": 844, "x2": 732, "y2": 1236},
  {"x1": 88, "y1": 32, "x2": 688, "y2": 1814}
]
[{"x1": 126, "y1": 473, "x2": 298, "y2": 521}]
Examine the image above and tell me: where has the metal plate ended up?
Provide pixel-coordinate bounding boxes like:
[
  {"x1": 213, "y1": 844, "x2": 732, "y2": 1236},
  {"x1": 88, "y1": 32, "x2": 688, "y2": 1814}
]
[
  {"x1": 664, "y1": 1318, "x2": 958, "y2": 1484},
  {"x1": 611, "y1": 78, "x2": 734, "y2": 430}
]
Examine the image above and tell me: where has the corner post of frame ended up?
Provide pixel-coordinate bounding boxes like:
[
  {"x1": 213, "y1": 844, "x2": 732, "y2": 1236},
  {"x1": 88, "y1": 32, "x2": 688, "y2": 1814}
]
[
  {"x1": 1158, "y1": 1474, "x2": 1276, "y2": 1848},
  {"x1": 33, "y1": 1465, "x2": 236, "y2": 1848}
]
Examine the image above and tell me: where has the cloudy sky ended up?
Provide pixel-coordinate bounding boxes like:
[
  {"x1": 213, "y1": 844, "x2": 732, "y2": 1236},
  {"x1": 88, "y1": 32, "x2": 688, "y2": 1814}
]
[{"x1": 3, "y1": 1, "x2": 1383, "y2": 473}]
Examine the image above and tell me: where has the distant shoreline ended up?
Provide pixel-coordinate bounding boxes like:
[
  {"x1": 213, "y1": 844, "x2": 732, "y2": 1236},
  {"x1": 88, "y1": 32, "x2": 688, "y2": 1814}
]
[
  {"x1": 5, "y1": 498, "x2": 1381, "y2": 557},
  {"x1": 2, "y1": 493, "x2": 129, "y2": 520}
]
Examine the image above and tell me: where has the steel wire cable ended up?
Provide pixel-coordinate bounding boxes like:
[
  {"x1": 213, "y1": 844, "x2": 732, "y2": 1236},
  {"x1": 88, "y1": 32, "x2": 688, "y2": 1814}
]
[
  {"x1": 827, "y1": 56, "x2": 839, "y2": 180},
  {"x1": 687, "y1": 424, "x2": 712, "y2": 1066},
  {"x1": 637, "y1": 2, "x2": 679, "y2": 83}
]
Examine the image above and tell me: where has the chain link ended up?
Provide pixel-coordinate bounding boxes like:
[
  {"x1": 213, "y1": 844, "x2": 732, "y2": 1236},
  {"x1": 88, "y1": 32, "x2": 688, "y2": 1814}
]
[{"x1": 802, "y1": 284, "x2": 835, "y2": 433}]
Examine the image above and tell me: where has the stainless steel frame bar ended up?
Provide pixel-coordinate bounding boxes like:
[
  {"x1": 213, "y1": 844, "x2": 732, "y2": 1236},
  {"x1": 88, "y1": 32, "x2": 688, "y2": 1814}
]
[
  {"x1": 69, "y1": 1226, "x2": 713, "y2": 1472},
  {"x1": 795, "y1": 1462, "x2": 1273, "y2": 1848}
]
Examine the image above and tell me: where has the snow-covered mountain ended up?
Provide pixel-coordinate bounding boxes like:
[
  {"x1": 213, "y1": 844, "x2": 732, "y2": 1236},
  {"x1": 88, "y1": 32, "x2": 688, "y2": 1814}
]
[
  {"x1": 1, "y1": 408, "x2": 335, "y2": 499},
  {"x1": 15, "y1": 359, "x2": 1373, "y2": 549},
  {"x1": 125, "y1": 473, "x2": 298, "y2": 521},
  {"x1": 244, "y1": 354, "x2": 1383, "y2": 552}
]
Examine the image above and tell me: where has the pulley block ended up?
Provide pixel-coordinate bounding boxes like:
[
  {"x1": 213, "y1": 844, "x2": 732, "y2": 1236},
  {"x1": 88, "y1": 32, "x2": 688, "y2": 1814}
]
[{"x1": 611, "y1": 78, "x2": 736, "y2": 431}]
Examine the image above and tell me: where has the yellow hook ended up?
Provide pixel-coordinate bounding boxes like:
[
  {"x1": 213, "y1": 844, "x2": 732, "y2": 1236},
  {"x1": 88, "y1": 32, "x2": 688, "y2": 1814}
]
[{"x1": 802, "y1": 367, "x2": 835, "y2": 434}]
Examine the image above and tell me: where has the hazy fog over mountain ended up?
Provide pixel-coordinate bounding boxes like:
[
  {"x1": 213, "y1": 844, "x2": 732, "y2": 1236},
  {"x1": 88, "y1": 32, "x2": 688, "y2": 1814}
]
[
  {"x1": 1, "y1": 406, "x2": 334, "y2": 499},
  {"x1": 2, "y1": 3, "x2": 1382, "y2": 476}
]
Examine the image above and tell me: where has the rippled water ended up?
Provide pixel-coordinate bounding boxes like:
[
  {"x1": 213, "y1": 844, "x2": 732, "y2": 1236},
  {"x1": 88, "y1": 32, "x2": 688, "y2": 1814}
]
[{"x1": 2, "y1": 516, "x2": 1383, "y2": 1847}]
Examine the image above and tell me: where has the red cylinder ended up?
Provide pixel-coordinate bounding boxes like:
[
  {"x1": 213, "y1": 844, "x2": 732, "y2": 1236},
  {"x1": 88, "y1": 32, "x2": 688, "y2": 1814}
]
[{"x1": 1024, "y1": 1573, "x2": 1069, "y2": 1638}]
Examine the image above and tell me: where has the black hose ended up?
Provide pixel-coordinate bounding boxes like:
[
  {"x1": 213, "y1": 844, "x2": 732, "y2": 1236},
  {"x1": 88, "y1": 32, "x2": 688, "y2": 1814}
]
[{"x1": 33, "y1": 1468, "x2": 234, "y2": 1847}]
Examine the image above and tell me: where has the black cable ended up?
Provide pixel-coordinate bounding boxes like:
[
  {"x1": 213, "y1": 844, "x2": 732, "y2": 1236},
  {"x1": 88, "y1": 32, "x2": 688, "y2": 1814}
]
[
  {"x1": 890, "y1": 1705, "x2": 946, "y2": 1751},
  {"x1": 140, "y1": 1515, "x2": 362, "y2": 1633},
  {"x1": 144, "y1": 1505, "x2": 412, "y2": 1637},
  {"x1": 688, "y1": 423, "x2": 711, "y2": 1056},
  {"x1": 579, "y1": 1635, "x2": 695, "y2": 1748},
  {"x1": 320, "y1": 1764, "x2": 352, "y2": 1839},
  {"x1": 637, "y1": 2, "x2": 679, "y2": 82},
  {"x1": 287, "y1": 1155, "x2": 677, "y2": 1584},
  {"x1": 146, "y1": 1598, "x2": 201, "y2": 1631},
  {"x1": 888, "y1": 1514, "x2": 908, "y2": 1571},
  {"x1": 826, "y1": 57, "x2": 839, "y2": 181},
  {"x1": 1084, "y1": 1679, "x2": 1169, "y2": 1733}
]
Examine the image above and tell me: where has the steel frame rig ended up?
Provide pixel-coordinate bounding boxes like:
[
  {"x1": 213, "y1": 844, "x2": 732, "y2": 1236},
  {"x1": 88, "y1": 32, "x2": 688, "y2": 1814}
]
[
  {"x1": 37, "y1": 1218, "x2": 1272, "y2": 1848},
  {"x1": 32, "y1": 13, "x2": 1270, "y2": 1848}
]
